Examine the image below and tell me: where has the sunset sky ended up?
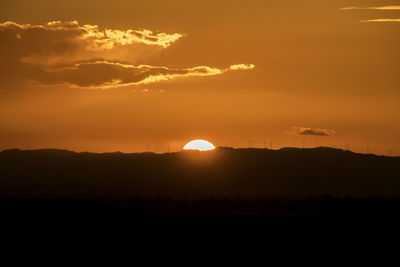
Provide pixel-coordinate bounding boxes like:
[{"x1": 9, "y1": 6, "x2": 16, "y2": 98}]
[{"x1": 0, "y1": 0, "x2": 399, "y2": 155}]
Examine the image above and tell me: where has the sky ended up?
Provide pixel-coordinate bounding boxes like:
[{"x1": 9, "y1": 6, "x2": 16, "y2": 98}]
[{"x1": 0, "y1": 0, "x2": 399, "y2": 155}]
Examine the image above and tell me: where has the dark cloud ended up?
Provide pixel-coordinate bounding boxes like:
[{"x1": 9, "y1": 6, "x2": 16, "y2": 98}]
[
  {"x1": 299, "y1": 129, "x2": 330, "y2": 136},
  {"x1": 39, "y1": 61, "x2": 225, "y2": 88},
  {"x1": 286, "y1": 127, "x2": 335, "y2": 137}
]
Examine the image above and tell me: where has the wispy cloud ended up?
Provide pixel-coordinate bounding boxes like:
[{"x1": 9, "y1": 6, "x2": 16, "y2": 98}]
[
  {"x1": 43, "y1": 61, "x2": 235, "y2": 88},
  {"x1": 229, "y1": 64, "x2": 255, "y2": 70},
  {"x1": 38, "y1": 62, "x2": 255, "y2": 89},
  {"x1": 0, "y1": 21, "x2": 182, "y2": 66},
  {"x1": 360, "y1": 18, "x2": 400, "y2": 22},
  {"x1": 342, "y1": 5, "x2": 400, "y2": 23},
  {"x1": 0, "y1": 21, "x2": 255, "y2": 89},
  {"x1": 342, "y1": 6, "x2": 400, "y2": 10},
  {"x1": 286, "y1": 127, "x2": 335, "y2": 137},
  {"x1": 2, "y1": 20, "x2": 182, "y2": 50}
]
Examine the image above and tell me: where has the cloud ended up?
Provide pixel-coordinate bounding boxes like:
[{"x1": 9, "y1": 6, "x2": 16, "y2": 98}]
[
  {"x1": 1, "y1": 20, "x2": 182, "y2": 51},
  {"x1": 342, "y1": 6, "x2": 400, "y2": 10},
  {"x1": 229, "y1": 64, "x2": 255, "y2": 70},
  {"x1": 0, "y1": 21, "x2": 255, "y2": 89},
  {"x1": 286, "y1": 127, "x2": 335, "y2": 137},
  {"x1": 34, "y1": 61, "x2": 255, "y2": 88},
  {"x1": 360, "y1": 18, "x2": 400, "y2": 22},
  {"x1": 39, "y1": 61, "x2": 226, "y2": 88},
  {"x1": 341, "y1": 6, "x2": 400, "y2": 23},
  {"x1": 0, "y1": 20, "x2": 182, "y2": 66}
]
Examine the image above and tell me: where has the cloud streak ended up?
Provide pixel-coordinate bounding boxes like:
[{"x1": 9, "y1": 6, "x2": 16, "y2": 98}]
[
  {"x1": 39, "y1": 62, "x2": 254, "y2": 88},
  {"x1": 286, "y1": 127, "x2": 335, "y2": 137},
  {"x1": 360, "y1": 18, "x2": 400, "y2": 23},
  {"x1": 342, "y1": 6, "x2": 400, "y2": 10},
  {"x1": 341, "y1": 6, "x2": 400, "y2": 23},
  {"x1": 229, "y1": 64, "x2": 255, "y2": 70}
]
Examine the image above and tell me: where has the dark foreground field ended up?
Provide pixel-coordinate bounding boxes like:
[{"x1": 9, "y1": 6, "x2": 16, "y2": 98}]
[{"x1": 1, "y1": 147, "x2": 400, "y2": 222}]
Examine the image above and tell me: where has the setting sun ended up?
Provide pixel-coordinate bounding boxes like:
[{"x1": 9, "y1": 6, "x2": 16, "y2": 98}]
[{"x1": 183, "y1": 140, "x2": 216, "y2": 151}]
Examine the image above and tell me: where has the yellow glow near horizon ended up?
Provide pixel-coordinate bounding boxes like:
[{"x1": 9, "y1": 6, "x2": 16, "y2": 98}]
[{"x1": 183, "y1": 140, "x2": 216, "y2": 151}]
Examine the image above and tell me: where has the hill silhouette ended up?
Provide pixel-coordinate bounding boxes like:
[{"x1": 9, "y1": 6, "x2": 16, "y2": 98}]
[
  {"x1": 1, "y1": 147, "x2": 400, "y2": 219},
  {"x1": 1, "y1": 147, "x2": 399, "y2": 197}
]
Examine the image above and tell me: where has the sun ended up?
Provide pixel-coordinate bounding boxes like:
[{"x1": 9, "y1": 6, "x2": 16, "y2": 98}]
[{"x1": 183, "y1": 140, "x2": 216, "y2": 151}]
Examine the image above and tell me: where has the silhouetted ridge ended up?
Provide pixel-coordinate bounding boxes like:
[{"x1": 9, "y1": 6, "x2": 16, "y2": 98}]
[{"x1": 0, "y1": 147, "x2": 399, "y2": 198}]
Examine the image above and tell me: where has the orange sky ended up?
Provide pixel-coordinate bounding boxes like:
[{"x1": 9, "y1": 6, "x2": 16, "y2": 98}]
[{"x1": 0, "y1": 0, "x2": 399, "y2": 155}]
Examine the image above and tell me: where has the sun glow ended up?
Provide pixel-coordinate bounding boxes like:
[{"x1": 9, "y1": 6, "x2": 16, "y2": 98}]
[{"x1": 183, "y1": 140, "x2": 216, "y2": 151}]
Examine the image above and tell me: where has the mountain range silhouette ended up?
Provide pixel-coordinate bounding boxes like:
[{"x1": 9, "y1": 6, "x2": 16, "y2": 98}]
[{"x1": 1, "y1": 147, "x2": 399, "y2": 198}]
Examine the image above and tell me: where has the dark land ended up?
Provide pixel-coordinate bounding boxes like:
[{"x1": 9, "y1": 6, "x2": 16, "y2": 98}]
[{"x1": 1, "y1": 147, "x2": 400, "y2": 222}]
